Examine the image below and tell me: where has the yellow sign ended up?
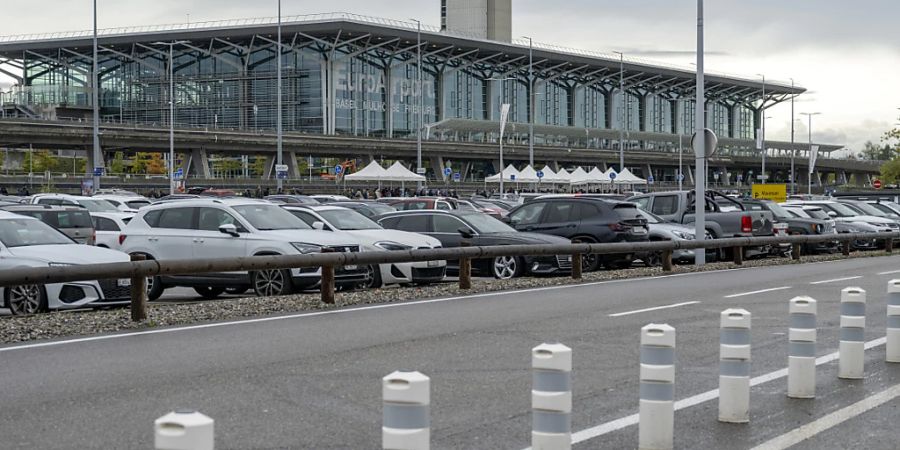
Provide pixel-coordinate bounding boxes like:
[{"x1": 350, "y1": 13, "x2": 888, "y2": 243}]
[{"x1": 751, "y1": 184, "x2": 787, "y2": 203}]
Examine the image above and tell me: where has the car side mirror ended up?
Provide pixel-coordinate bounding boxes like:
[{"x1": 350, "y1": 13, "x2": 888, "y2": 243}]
[
  {"x1": 500, "y1": 216, "x2": 511, "y2": 224},
  {"x1": 458, "y1": 227, "x2": 475, "y2": 239},
  {"x1": 312, "y1": 221, "x2": 327, "y2": 231},
  {"x1": 827, "y1": 211, "x2": 838, "y2": 218},
  {"x1": 218, "y1": 223, "x2": 239, "y2": 237}
]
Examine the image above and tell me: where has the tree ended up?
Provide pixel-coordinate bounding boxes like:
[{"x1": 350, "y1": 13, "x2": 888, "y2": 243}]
[
  {"x1": 22, "y1": 150, "x2": 58, "y2": 173},
  {"x1": 857, "y1": 141, "x2": 895, "y2": 161},
  {"x1": 880, "y1": 159, "x2": 900, "y2": 185},
  {"x1": 251, "y1": 156, "x2": 267, "y2": 177},
  {"x1": 109, "y1": 152, "x2": 126, "y2": 174},
  {"x1": 132, "y1": 152, "x2": 167, "y2": 175}
]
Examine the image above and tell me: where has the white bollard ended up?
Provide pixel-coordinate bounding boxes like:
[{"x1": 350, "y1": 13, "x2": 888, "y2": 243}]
[
  {"x1": 718, "y1": 308, "x2": 751, "y2": 423},
  {"x1": 788, "y1": 296, "x2": 817, "y2": 399},
  {"x1": 154, "y1": 409, "x2": 214, "y2": 450},
  {"x1": 383, "y1": 371, "x2": 430, "y2": 450},
  {"x1": 839, "y1": 287, "x2": 866, "y2": 379},
  {"x1": 887, "y1": 280, "x2": 900, "y2": 363},
  {"x1": 639, "y1": 323, "x2": 676, "y2": 450},
  {"x1": 531, "y1": 342, "x2": 572, "y2": 450}
]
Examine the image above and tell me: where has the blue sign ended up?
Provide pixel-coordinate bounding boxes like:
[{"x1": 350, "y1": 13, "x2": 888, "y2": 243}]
[
  {"x1": 677, "y1": 173, "x2": 685, "y2": 181},
  {"x1": 174, "y1": 168, "x2": 184, "y2": 180},
  {"x1": 93, "y1": 167, "x2": 104, "y2": 177},
  {"x1": 510, "y1": 174, "x2": 517, "y2": 181},
  {"x1": 444, "y1": 167, "x2": 452, "y2": 176},
  {"x1": 453, "y1": 172, "x2": 461, "y2": 181},
  {"x1": 334, "y1": 165, "x2": 343, "y2": 175},
  {"x1": 609, "y1": 172, "x2": 617, "y2": 180},
  {"x1": 648, "y1": 175, "x2": 655, "y2": 183},
  {"x1": 276, "y1": 171, "x2": 287, "y2": 180},
  {"x1": 536, "y1": 170, "x2": 544, "y2": 179}
]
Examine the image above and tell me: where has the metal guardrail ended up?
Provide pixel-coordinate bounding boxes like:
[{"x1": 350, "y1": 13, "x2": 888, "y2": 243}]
[{"x1": 0, "y1": 232, "x2": 895, "y2": 320}]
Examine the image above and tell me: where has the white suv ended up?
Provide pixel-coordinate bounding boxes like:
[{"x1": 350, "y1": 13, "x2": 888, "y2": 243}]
[
  {"x1": 28, "y1": 194, "x2": 121, "y2": 213},
  {"x1": 119, "y1": 198, "x2": 368, "y2": 299}
]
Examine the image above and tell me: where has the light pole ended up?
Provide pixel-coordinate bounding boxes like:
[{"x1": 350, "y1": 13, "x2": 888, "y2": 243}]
[
  {"x1": 523, "y1": 36, "x2": 534, "y2": 167},
  {"x1": 489, "y1": 76, "x2": 515, "y2": 194},
  {"x1": 613, "y1": 51, "x2": 626, "y2": 173},
  {"x1": 694, "y1": 0, "x2": 706, "y2": 266},
  {"x1": 91, "y1": 0, "x2": 101, "y2": 193},
  {"x1": 756, "y1": 73, "x2": 766, "y2": 183},
  {"x1": 790, "y1": 77, "x2": 796, "y2": 194},
  {"x1": 409, "y1": 18, "x2": 423, "y2": 189},
  {"x1": 152, "y1": 40, "x2": 189, "y2": 195},
  {"x1": 801, "y1": 112, "x2": 821, "y2": 194},
  {"x1": 276, "y1": 0, "x2": 284, "y2": 192}
]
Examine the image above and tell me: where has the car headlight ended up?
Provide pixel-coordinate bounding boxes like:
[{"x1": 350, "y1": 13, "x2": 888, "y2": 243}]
[
  {"x1": 291, "y1": 242, "x2": 322, "y2": 254},
  {"x1": 670, "y1": 230, "x2": 695, "y2": 240},
  {"x1": 374, "y1": 241, "x2": 413, "y2": 251},
  {"x1": 811, "y1": 223, "x2": 820, "y2": 233}
]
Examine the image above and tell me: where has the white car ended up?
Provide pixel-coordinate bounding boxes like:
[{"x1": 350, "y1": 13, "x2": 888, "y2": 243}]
[
  {"x1": 119, "y1": 198, "x2": 368, "y2": 299},
  {"x1": 91, "y1": 212, "x2": 134, "y2": 249},
  {"x1": 786, "y1": 200, "x2": 897, "y2": 232},
  {"x1": 93, "y1": 194, "x2": 152, "y2": 213},
  {"x1": 283, "y1": 205, "x2": 445, "y2": 288},
  {"x1": 0, "y1": 211, "x2": 132, "y2": 314},
  {"x1": 311, "y1": 195, "x2": 352, "y2": 203},
  {"x1": 28, "y1": 194, "x2": 121, "y2": 214}
]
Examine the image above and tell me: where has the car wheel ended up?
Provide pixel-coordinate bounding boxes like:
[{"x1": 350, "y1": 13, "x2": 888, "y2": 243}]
[
  {"x1": 251, "y1": 269, "x2": 294, "y2": 297},
  {"x1": 644, "y1": 252, "x2": 662, "y2": 267},
  {"x1": 492, "y1": 256, "x2": 521, "y2": 279},
  {"x1": 363, "y1": 265, "x2": 382, "y2": 289},
  {"x1": 571, "y1": 238, "x2": 600, "y2": 271},
  {"x1": 5, "y1": 284, "x2": 47, "y2": 315},
  {"x1": 193, "y1": 286, "x2": 226, "y2": 300},
  {"x1": 225, "y1": 286, "x2": 250, "y2": 295}
]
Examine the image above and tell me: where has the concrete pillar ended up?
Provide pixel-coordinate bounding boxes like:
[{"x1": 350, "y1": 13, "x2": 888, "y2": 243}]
[
  {"x1": 687, "y1": 165, "x2": 695, "y2": 186},
  {"x1": 720, "y1": 166, "x2": 731, "y2": 186},
  {"x1": 287, "y1": 151, "x2": 301, "y2": 179},
  {"x1": 461, "y1": 161, "x2": 472, "y2": 182},
  {"x1": 184, "y1": 148, "x2": 211, "y2": 179},
  {"x1": 644, "y1": 163, "x2": 653, "y2": 181},
  {"x1": 263, "y1": 154, "x2": 275, "y2": 179},
  {"x1": 550, "y1": 160, "x2": 560, "y2": 171},
  {"x1": 430, "y1": 156, "x2": 445, "y2": 181}
]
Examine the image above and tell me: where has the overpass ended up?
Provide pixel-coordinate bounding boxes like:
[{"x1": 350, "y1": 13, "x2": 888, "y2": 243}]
[{"x1": 0, "y1": 118, "x2": 877, "y2": 187}]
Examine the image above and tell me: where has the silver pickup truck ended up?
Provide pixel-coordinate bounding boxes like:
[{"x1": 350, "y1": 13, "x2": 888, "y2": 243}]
[{"x1": 627, "y1": 190, "x2": 775, "y2": 258}]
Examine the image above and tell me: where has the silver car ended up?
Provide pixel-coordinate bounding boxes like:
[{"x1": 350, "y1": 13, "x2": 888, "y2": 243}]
[{"x1": 636, "y1": 209, "x2": 712, "y2": 265}]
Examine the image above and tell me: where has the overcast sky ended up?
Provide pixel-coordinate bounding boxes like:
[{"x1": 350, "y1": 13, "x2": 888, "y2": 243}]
[{"x1": 2, "y1": 0, "x2": 898, "y2": 154}]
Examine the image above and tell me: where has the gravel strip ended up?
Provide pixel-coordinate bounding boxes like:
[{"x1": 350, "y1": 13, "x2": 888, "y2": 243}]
[{"x1": 1, "y1": 251, "x2": 896, "y2": 345}]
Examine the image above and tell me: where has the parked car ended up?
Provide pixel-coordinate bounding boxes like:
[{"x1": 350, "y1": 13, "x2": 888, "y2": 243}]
[
  {"x1": 503, "y1": 196, "x2": 648, "y2": 270},
  {"x1": 376, "y1": 210, "x2": 573, "y2": 279},
  {"x1": 0, "y1": 204, "x2": 96, "y2": 245},
  {"x1": 0, "y1": 211, "x2": 132, "y2": 314},
  {"x1": 93, "y1": 194, "x2": 152, "y2": 212},
  {"x1": 628, "y1": 190, "x2": 773, "y2": 258},
  {"x1": 27, "y1": 194, "x2": 121, "y2": 214},
  {"x1": 264, "y1": 194, "x2": 319, "y2": 205},
  {"x1": 781, "y1": 204, "x2": 879, "y2": 251},
  {"x1": 634, "y1": 208, "x2": 713, "y2": 265},
  {"x1": 836, "y1": 199, "x2": 900, "y2": 223},
  {"x1": 283, "y1": 205, "x2": 445, "y2": 288},
  {"x1": 91, "y1": 212, "x2": 134, "y2": 249},
  {"x1": 330, "y1": 201, "x2": 397, "y2": 219},
  {"x1": 120, "y1": 198, "x2": 368, "y2": 300},
  {"x1": 787, "y1": 200, "x2": 897, "y2": 232},
  {"x1": 311, "y1": 195, "x2": 352, "y2": 203},
  {"x1": 384, "y1": 197, "x2": 458, "y2": 211},
  {"x1": 457, "y1": 199, "x2": 505, "y2": 219},
  {"x1": 862, "y1": 200, "x2": 900, "y2": 218},
  {"x1": 740, "y1": 199, "x2": 835, "y2": 255}
]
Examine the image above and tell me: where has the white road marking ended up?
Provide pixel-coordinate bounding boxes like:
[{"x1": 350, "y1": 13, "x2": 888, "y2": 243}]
[
  {"x1": 724, "y1": 286, "x2": 792, "y2": 298},
  {"x1": 809, "y1": 276, "x2": 862, "y2": 285},
  {"x1": 541, "y1": 337, "x2": 888, "y2": 448},
  {"x1": 878, "y1": 269, "x2": 900, "y2": 275},
  {"x1": 608, "y1": 301, "x2": 700, "y2": 317},
  {"x1": 0, "y1": 267, "x2": 757, "y2": 353},
  {"x1": 750, "y1": 381, "x2": 900, "y2": 450}
]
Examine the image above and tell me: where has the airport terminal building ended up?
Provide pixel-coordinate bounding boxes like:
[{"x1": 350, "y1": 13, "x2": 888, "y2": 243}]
[{"x1": 0, "y1": 2, "x2": 871, "y2": 186}]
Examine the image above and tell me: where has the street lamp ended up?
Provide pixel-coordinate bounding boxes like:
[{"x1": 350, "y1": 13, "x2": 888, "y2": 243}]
[
  {"x1": 800, "y1": 112, "x2": 822, "y2": 194},
  {"x1": 790, "y1": 77, "x2": 796, "y2": 194},
  {"x1": 91, "y1": 0, "x2": 101, "y2": 193},
  {"x1": 152, "y1": 40, "x2": 190, "y2": 195},
  {"x1": 757, "y1": 73, "x2": 766, "y2": 183},
  {"x1": 522, "y1": 35, "x2": 534, "y2": 167},
  {"x1": 613, "y1": 51, "x2": 626, "y2": 173},
  {"x1": 276, "y1": 0, "x2": 284, "y2": 192},
  {"x1": 409, "y1": 18, "x2": 423, "y2": 188},
  {"x1": 694, "y1": 0, "x2": 706, "y2": 266},
  {"x1": 489, "y1": 76, "x2": 515, "y2": 195}
]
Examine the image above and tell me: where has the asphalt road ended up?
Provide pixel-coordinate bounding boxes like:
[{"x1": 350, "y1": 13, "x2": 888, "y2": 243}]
[{"x1": 2, "y1": 256, "x2": 900, "y2": 449}]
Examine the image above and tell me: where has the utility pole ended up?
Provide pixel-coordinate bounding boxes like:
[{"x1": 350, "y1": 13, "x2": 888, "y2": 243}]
[
  {"x1": 152, "y1": 40, "x2": 189, "y2": 195},
  {"x1": 276, "y1": 0, "x2": 284, "y2": 191},
  {"x1": 91, "y1": 0, "x2": 101, "y2": 193},
  {"x1": 757, "y1": 73, "x2": 766, "y2": 183},
  {"x1": 410, "y1": 19, "x2": 423, "y2": 189},
  {"x1": 694, "y1": 0, "x2": 706, "y2": 266},
  {"x1": 614, "y1": 51, "x2": 625, "y2": 173},
  {"x1": 524, "y1": 36, "x2": 534, "y2": 167},
  {"x1": 790, "y1": 78, "x2": 796, "y2": 195}
]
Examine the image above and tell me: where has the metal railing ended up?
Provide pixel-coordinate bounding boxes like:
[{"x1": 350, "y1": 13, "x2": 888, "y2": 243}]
[{"x1": 0, "y1": 232, "x2": 895, "y2": 321}]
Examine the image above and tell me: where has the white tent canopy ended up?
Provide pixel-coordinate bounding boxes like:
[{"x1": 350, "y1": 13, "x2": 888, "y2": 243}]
[
  {"x1": 538, "y1": 165, "x2": 562, "y2": 183},
  {"x1": 343, "y1": 160, "x2": 388, "y2": 181},
  {"x1": 516, "y1": 165, "x2": 540, "y2": 183},
  {"x1": 485, "y1": 164, "x2": 520, "y2": 182},
  {"x1": 383, "y1": 161, "x2": 426, "y2": 182},
  {"x1": 569, "y1": 167, "x2": 593, "y2": 186},
  {"x1": 588, "y1": 166, "x2": 611, "y2": 184},
  {"x1": 553, "y1": 167, "x2": 572, "y2": 184},
  {"x1": 615, "y1": 168, "x2": 647, "y2": 185}
]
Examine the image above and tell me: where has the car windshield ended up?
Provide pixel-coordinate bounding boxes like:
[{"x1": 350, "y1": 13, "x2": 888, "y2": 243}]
[
  {"x1": 232, "y1": 204, "x2": 311, "y2": 230},
  {"x1": 846, "y1": 202, "x2": 888, "y2": 217},
  {"x1": 764, "y1": 202, "x2": 793, "y2": 220},
  {"x1": 636, "y1": 209, "x2": 663, "y2": 224},
  {"x1": 0, "y1": 218, "x2": 74, "y2": 247},
  {"x1": 464, "y1": 213, "x2": 516, "y2": 233},
  {"x1": 78, "y1": 199, "x2": 119, "y2": 212},
  {"x1": 318, "y1": 209, "x2": 381, "y2": 230},
  {"x1": 820, "y1": 203, "x2": 858, "y2": 217}
]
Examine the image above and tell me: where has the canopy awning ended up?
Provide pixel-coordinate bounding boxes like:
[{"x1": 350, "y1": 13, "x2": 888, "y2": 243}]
[{"x1": 343, "y1": 160, "x2": 388, "y2": 181}]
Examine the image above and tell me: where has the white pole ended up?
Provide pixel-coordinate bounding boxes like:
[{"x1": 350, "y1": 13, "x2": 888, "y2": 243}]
[
  {"x1": 168, "y1": 44, "x2": 175, "y2": 194},
  {"x1": 694, "y1": 0, "x2": 706, "y2": 266},
  {"x1": 639, "y1": 323, "x2": 676, "y2": 450},
  {"x1": 839, "y1": 287, "x2": 866, "y2": 379},
  {"x1": 528, "y1": 37, "x2": 534, "y2": 167},
  {"x1": 719, "y1": 309, "x2": 751, "y2": 423},
  {"x1": 618, "y1": 51, "x2": 625, "y2": 172},
  {"x1": 790, "y1": 78, "x2": 795, "y2": 195},
  {"x1": 678, "y1": 136, "x2": 683, "y2": 191},
  {"x1": 788, "y1": 296, "x2": 817, "y2": 399},
  {"x1": 92, "y1": 0, "x2": 101, "y2": 192},
  {"x1": 276, "y1": 0, "x2": 283, "y2": 191},
  {"x1": 759, "y1": 74, "x2": 766, "y2": 183},
  {"x1": 414, "y1": 19, "x2": 423, "y2": 189},
  {"x1": 887, "y1": 279, "x2": 900, "y2": 363},
  {"x1": 531, "y1": 343, "x2": 572, "y2": 449}
]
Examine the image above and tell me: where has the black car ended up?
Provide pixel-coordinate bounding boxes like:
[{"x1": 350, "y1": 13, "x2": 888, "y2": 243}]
[
  {"x1": 503, "y1": 196, "x2": 648, "y2": 270},
  {"x1": 741, "y1": 199, "x2": 837, "y2": 254},
  {"x1": 376, "y1": 210, "x2": 573, "y2": 279},
  {"x1": 332, "y1": 201, "x2": 397, "y2": 219}
]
